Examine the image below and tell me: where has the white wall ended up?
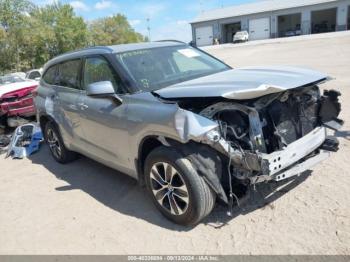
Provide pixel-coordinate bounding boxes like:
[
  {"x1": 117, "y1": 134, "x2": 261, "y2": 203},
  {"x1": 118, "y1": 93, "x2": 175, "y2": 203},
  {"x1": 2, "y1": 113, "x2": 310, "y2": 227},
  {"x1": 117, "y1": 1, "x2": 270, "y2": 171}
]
[{"x1": 191, "y1": 0, "x2": 350, "y2": 44}]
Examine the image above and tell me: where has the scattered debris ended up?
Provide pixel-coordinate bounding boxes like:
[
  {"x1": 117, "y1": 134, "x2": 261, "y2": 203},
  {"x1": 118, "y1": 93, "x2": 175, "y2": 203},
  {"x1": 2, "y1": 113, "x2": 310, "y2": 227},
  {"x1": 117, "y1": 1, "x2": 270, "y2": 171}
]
[
  {"x1": 0, "y1": 134, "x2": 11, "y2": 147},
  {"x1": 5, "y1": 123, "x2": 43, "y2": 159},
  {"x1": 0, "y1": 134, "x2": 11, "y2": 154}
]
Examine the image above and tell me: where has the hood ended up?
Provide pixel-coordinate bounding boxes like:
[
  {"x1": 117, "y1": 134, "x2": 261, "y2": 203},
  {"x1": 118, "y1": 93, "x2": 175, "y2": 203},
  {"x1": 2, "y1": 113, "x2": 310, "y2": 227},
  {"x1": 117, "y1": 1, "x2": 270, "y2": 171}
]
[
  {"x1": 154, "y1": 66, "x2": 328, "y2": 100},
  {"x1": 0, "y1": 81, "x2": 37, "y2": 98}
]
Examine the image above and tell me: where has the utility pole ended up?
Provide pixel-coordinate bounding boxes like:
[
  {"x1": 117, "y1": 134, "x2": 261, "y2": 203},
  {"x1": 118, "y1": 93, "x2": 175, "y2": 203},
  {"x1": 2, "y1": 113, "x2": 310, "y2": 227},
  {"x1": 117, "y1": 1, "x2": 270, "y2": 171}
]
[{"x1": 146, "y1": 17, "x2": 151, "y2": 41}]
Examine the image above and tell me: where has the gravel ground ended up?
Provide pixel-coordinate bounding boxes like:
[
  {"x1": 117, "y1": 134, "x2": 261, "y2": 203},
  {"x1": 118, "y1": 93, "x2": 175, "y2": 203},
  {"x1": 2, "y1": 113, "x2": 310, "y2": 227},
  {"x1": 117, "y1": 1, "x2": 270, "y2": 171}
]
[{"x1": 0, "y1": 32, "x2": 349, "y2": 255}]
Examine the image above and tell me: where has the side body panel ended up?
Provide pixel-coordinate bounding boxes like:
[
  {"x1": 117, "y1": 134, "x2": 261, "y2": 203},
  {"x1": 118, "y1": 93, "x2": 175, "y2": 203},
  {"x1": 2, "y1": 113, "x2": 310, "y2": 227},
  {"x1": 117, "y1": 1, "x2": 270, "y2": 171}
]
[
  {"x1": 122, "y1": 92, "x2": 218, "y2": 175},
  {"x1": 78, "y1": 95, "x2": 131, "y2": 174},
  {"x1": 35, "y1": 81, "x2": 84, "y2": 151},
  {"x1": 54, "y1": 86, "x2": 85, "y2": 150}
]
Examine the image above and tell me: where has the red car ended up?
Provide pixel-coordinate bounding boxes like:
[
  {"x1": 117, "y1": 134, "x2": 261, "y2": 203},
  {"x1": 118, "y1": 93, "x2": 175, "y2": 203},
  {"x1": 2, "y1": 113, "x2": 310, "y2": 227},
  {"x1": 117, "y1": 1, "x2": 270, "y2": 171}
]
[{"x1": 0, "y1": 76, "x2": 38, "y2": 128}]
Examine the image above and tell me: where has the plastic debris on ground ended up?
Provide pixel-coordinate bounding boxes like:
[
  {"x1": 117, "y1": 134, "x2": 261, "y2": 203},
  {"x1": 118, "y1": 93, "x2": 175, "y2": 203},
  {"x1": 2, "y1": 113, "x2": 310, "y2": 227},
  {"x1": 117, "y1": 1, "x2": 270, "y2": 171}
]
[
  {"x1": 0, "y1": 133, "x2": 12, "y2": 154},
  {"x1": 4, "y1": 123, "x2": 43, "y2": 159}
]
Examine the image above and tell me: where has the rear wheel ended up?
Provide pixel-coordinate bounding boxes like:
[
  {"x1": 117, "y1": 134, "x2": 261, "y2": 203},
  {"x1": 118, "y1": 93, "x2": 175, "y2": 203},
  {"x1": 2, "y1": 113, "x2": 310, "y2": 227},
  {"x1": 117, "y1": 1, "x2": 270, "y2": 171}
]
[
  {"x1": 44, "y1": 121, "x2": 77, "y2": 164},
  {"x1": 144, "y1": 146, "x2": 216, "y2": 226}
]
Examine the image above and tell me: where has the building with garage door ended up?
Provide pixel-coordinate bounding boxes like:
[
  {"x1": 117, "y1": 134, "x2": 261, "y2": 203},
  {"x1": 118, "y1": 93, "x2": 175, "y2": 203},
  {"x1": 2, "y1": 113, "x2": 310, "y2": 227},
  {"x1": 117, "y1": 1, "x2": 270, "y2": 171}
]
[{"x1": 191, "y1": 0, "x2": 350, "y2": 46}]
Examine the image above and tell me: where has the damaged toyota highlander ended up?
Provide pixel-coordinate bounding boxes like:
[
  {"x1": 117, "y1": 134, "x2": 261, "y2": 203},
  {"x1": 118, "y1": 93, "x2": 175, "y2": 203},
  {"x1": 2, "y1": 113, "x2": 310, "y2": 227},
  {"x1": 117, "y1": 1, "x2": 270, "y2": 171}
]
[{"x1": 35, "y1": 41, "x2": 343, "y2": 225}]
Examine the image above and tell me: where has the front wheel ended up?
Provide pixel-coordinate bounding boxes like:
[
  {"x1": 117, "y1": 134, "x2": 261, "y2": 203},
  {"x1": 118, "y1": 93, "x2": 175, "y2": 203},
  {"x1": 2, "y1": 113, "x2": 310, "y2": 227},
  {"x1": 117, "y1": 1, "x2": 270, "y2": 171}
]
[{"x1": 144, "y1": 146, "x2": 216, "y2": 226}]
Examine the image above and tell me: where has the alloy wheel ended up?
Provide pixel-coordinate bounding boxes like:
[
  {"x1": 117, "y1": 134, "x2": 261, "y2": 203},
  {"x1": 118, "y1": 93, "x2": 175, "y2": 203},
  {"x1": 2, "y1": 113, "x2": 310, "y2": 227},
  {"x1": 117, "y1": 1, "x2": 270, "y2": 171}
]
[
  {"x1": 149, "y1": 162, "x2": 190, "y2": 216},
  {"x1": 47, "y1": 128, "x2": 61, "y2": 159}
]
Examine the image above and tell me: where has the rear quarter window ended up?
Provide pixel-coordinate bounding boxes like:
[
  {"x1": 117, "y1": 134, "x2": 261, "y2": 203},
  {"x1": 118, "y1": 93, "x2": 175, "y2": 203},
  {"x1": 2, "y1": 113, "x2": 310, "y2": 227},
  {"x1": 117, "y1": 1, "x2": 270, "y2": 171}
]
[{"x1": 42, "y1": 65, "x2": 58, "y2": 85}]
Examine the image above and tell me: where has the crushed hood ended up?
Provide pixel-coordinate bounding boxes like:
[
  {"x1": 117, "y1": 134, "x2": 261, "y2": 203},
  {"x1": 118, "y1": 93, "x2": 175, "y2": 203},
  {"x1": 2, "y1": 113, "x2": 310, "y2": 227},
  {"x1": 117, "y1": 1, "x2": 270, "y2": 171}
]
[{"x1": 154, "y1": 66, "x2": 328, "y2": 100}]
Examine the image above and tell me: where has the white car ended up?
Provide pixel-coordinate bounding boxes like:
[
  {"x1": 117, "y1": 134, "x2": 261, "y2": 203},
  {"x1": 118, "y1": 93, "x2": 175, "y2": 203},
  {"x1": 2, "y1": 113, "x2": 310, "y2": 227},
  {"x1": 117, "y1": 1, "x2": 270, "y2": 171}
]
[
  {"x1": 26, "y1": 69, "x2": 42, "y2": 81},
  {"x1": 4, "y1": 72, "x2": 26, "y2": 79},
  {"x1": 233, "y1": 31, "x2": 249, "y2": 43}
]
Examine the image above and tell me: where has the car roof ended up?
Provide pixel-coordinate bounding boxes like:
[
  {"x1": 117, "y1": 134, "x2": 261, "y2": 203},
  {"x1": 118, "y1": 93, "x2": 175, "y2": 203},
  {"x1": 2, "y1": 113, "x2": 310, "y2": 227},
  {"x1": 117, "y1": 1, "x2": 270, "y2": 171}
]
[{"x1": 44, "y1": 41, "x2": 185, "y2": 70}]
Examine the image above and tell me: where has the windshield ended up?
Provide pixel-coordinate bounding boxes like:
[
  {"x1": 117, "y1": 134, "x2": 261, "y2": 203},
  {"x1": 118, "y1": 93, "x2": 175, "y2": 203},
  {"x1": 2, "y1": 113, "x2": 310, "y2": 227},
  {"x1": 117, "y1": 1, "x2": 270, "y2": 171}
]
[{"x1": 115, "y1": 45, "x2": 230, "y2": 91}]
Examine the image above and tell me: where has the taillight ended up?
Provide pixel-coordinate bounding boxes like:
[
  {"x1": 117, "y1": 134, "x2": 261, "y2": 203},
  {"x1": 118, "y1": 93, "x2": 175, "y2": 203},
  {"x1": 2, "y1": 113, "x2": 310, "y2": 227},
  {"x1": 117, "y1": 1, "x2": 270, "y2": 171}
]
[
  {"x1": 32, "y1": 86, "x2": 39, "y2": 97},
  {"x1": 1, "y1": 85, "x2": 38, "y2": 100}
]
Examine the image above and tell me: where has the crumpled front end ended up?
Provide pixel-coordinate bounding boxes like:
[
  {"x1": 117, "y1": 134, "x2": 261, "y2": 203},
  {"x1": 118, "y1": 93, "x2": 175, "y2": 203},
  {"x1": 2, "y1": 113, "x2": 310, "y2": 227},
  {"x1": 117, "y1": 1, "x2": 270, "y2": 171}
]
[
  {"x1": 153, "y1": 78, "x2": 343, "y2": 207},
  {"x1": 147, "y1": 64, "x2": 343, "y2": 208},
  {"x1": 196, "y1": 85, "x2": 343, "y2": 185}
]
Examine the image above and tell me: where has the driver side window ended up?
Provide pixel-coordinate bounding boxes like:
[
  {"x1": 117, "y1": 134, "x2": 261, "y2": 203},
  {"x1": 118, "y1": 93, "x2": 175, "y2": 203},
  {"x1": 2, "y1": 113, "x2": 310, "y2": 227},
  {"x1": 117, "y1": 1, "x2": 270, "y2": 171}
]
[{"x1": 83, "y1": 57, "x2": 124, "y2": 94}]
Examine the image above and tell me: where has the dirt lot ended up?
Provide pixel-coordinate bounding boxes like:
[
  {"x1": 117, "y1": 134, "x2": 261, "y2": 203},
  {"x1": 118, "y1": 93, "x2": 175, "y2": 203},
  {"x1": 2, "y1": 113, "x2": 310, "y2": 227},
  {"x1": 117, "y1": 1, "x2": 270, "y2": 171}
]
[{"x1": 0, "y1": 33, "x2": 350, "y2": 255}]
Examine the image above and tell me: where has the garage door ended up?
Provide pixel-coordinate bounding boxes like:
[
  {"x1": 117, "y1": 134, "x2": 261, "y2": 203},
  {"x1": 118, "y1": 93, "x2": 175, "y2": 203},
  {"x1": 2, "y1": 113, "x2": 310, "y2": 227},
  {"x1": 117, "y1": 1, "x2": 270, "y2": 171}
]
[
  {"x1": 249, "y1": 18, "x2": 270, "y2": 40},
  {"x1": 195, "y1": 26, "x2": 213, "y2": 47}
]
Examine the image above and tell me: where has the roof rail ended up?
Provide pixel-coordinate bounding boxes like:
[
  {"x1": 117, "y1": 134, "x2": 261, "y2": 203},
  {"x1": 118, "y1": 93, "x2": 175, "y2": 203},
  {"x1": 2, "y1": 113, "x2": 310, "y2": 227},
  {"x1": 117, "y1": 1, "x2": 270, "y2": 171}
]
[
  {"x1": 155, "y1": 40, "x2": 187, "y2": 44},
  {"x1": 58, "y1": 46, "x2": 113, "y2": 56}
]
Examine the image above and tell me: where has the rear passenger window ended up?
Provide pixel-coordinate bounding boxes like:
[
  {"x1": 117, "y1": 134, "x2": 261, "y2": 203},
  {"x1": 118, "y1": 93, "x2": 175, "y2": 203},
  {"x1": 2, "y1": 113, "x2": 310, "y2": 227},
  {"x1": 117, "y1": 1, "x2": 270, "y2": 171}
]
[
  {"x1": 83, "y1": 57, "x2": 124, "y2": 94},
  {"x1": 59, "y1": 60, "x2": 81, "y2": 89},
  {"x1": 42, "y1": 66, "x2": 58, "y2": 85}
]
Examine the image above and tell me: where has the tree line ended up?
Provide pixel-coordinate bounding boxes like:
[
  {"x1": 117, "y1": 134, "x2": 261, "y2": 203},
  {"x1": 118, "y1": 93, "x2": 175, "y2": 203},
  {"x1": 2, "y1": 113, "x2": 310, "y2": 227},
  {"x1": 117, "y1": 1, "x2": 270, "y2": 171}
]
[{"x1": 0, "y1": 0, "x2": 148, "y2": 75}]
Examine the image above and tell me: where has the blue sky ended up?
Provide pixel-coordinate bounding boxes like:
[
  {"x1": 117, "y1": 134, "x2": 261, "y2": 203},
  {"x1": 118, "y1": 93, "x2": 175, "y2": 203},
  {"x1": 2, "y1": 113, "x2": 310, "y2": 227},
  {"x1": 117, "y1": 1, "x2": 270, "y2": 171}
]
[{"x1": 33, "y1": 0, "x2": 257, "y2": 42}]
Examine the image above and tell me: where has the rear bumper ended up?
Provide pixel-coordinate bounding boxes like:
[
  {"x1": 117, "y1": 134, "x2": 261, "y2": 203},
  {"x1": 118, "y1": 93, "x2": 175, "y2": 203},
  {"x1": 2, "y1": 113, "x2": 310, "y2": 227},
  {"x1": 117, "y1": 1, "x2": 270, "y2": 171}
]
[
  {"x1": 233, "y1": 38, "x2": 246, "y2": 42},
  {"x1": 0, "y1": 97, "x2": 35, "y2": 117}
]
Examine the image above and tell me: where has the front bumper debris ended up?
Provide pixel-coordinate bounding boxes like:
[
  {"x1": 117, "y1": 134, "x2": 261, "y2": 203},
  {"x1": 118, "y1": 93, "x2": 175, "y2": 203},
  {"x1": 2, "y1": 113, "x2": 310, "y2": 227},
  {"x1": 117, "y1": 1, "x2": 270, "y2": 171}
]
[
  {"x1": 206, "y1": 125, "x2": 336, "y2": 184},
  {"x1": 261, "y1": 126, "x2": 327, "y2": 177},
  {"x1": 6, "y1": 123, "x2": 43, "y2": 159},
  {"x1": 272, "y1": 150, "x2": 330, "y2": 181}
]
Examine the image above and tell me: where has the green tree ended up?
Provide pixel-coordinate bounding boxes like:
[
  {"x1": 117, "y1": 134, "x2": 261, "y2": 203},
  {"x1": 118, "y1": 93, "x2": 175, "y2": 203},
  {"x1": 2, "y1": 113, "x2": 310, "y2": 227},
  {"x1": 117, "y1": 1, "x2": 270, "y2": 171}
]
[
  {"x1": 0, "y1": 0, "x2": 34, "y2": 29},
  {"x1": 0, "y1": 0, "x2": 34, "y2": 72},
  {"x1": 0, "y1": 1, "x2": 89, "y2": 71},
  {"x1": 20, "y1": 12, "x2": 56, "y2": 68},
  {"x1": 89, "y1": 14, "x2": 146, "y2": 46},
  {"x1": 32, "y1": 2, "x2": 89, "y2": 57},
  {"x1": 0, "y1": 1, "x2": 146, "y2": 74}
]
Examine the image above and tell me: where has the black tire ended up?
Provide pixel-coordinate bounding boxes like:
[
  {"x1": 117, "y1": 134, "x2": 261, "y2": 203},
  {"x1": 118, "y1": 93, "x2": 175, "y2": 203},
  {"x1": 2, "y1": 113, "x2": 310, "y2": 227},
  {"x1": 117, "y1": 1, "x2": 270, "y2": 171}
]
[
  {"x1": 44, "y1": 121, "x2": 78, "y2": 164},
  {"x1": 144, "y1": 146, "x2": 216, "y2": 226}
]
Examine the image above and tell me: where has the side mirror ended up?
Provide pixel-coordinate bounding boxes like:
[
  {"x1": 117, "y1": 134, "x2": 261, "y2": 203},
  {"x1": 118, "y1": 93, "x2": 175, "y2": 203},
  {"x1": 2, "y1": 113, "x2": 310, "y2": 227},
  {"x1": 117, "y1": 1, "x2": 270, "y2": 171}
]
[
  {"x1": 86, "y1": 81, "x2": 115, "y2": 96},
  {"x1": 86, "y1": 81, "x2": 122, "y2": 104}
]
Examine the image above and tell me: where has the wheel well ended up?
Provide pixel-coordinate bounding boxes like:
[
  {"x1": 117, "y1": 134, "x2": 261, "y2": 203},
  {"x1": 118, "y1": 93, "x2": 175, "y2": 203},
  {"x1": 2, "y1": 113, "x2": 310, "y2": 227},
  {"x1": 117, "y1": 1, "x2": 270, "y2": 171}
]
[
  {"x1": 39, "y1": 115, "x2": 54, "y2": 138},
  {"x1": 137, "y1": 136, "x2": 163, "y2": 185},
  {"x1": 137, "y1": 137, "x2": 229, "y2": 203}
]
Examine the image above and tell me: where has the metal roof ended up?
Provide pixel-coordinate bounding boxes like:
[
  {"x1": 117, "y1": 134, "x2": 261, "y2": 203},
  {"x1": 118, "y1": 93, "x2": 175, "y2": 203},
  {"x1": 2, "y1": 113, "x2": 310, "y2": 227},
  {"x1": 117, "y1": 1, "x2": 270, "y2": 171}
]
[
  {"x1": 191, "y1": 0, "x2": 339, "y2": 23},
  {"x1": 44, "y1": 41, "x2": 184, "y2": 69},
  {"x1": 108, "y1": 41, "x2": 184, "y2": 53}
]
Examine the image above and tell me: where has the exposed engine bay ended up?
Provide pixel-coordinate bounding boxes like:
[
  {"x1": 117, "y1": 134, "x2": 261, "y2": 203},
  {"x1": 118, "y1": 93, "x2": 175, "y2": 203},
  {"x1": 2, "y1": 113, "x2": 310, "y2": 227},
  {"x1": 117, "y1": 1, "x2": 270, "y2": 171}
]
[
  {"x1": 201, "y1": 85, "x2": 340, "y2": 152},
  {"x1": 175, "y1": 84, "x2": 342, "y2": 186}
]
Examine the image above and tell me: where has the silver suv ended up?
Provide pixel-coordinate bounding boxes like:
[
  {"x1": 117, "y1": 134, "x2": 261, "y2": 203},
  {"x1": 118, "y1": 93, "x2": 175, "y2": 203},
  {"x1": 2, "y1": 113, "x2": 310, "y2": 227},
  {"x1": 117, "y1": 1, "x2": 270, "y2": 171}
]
[{"x1": 35, "y1": 41, "x2": 342, "y2": 225}]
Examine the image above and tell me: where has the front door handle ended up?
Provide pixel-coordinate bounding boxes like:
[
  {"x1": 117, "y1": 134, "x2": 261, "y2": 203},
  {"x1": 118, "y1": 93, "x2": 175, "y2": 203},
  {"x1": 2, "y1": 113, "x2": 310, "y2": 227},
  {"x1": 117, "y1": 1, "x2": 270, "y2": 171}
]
[{"x1": 78, "y1": 103, "x2": 88, "y2": 110}]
